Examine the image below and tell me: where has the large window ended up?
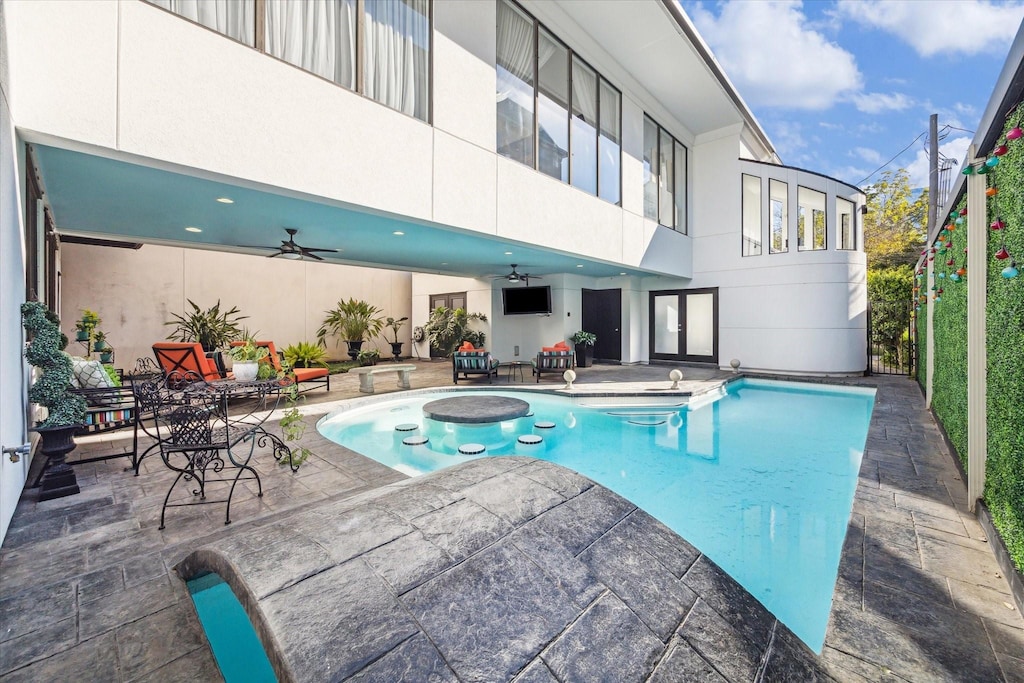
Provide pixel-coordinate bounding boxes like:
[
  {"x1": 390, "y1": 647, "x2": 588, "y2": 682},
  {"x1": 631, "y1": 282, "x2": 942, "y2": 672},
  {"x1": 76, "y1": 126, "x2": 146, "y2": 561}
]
[
  {"x1": 769, "y1": 179, "x2": 788, "y2": 254},
  {"x1": 148, "y1": 0, "x2": 431, "y2": 122},
  {"x1": 496, "y1": 0, "x2": 621, "y2": 205},
  {"x1": 797, "y1": 186, "x2": 826, "y2": 251},
  {"x1": 742, "y1": 174, "x2": 761, "y2": 256},
  {"x1": 837, "y1": 197, "x2": 856, "y2": 250},
  {"x1": 643, "y1": 115, "x2": 688, "y2": 233}
]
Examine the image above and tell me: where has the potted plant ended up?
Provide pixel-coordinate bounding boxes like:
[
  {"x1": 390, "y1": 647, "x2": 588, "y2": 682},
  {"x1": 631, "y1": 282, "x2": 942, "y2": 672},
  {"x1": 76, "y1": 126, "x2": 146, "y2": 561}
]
[
  {"x1": 357, "y1": 348, "x2": 381, "y2": 366},
  {"x1": 382, "y1": 316, "x2": 408, "y2": 361},
  {"x1": 92, "y1": 330, "x2": 108, "y2": 352},
  {"x1": 228, "y1": 339, "x2": 269, "y2": 382},
  {"x1": 424, "y1": 307, "x2": 487, "y2": 358},
  {"x1": 570, "y1": 330, "x2": 597, "y2": 368},
  {"x1": 317, "y1": 298, "x2": 385, "y2": 360},
  {"x1": 282, "y1": 341, "x2": 328, "y2": 369},
  {"x1": 165, "y1": 299, "x2": 248, "y2": 352},
  {"x1": 21, "y1": 301, "x2": 87, "y2": 500},
  {"x1": 75, "y1": 309, "x2": 101, "y2": 343},
  {"x1": 99, "y1": 346, "x2": 114, "y2": 364}
]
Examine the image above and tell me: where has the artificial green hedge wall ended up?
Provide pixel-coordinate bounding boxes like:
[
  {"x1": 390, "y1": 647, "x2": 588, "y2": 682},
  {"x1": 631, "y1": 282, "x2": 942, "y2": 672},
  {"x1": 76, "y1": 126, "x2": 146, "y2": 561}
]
[{"x1": 922, "y1": 108, "x2": 1024, "y2": 573}]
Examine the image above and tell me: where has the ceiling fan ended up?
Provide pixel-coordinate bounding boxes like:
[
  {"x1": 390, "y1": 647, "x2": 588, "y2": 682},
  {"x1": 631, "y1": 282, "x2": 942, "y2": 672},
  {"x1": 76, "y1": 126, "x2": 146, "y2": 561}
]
[
  {"x1": 241, "y1": 228, "x2": 339, "y2": 261},
  {"x1": 494, "y1": 264, "x2": 542, "y2": 285}
]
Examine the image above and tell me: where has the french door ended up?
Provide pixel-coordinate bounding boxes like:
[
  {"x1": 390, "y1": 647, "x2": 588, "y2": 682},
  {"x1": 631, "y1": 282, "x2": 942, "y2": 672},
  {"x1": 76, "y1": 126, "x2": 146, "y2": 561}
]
[
  {"x1": 428, "y1": 292, "x2": 466, "y2": 358},
  {"x1": 649, "y1": 288, "x2": 718, "y2": 364}
]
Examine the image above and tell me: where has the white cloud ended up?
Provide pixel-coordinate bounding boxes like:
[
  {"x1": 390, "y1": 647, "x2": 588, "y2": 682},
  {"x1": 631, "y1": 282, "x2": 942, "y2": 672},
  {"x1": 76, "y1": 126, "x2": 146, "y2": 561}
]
[
  {"x1": 851, "y1": 92, "x2": 914, "y2": 114},
  {"x1": 768, "y1": 120, "x2": 809, "y2": 158},
  {"x1": 689, "y1": 1, "x2": 862, "y2": 109},
  {"x1": 854, "y1": 147, "x2": 884, "y2": 164},
  {"x1": 906, "y1": 136, "x2": 972, "y2": 188},
  {"x1": 830, "y1": 165, "x2": 873, "y2": 186},
  {"x1": 836, "y1": 0, "x2": 1024, "y2": 57}
]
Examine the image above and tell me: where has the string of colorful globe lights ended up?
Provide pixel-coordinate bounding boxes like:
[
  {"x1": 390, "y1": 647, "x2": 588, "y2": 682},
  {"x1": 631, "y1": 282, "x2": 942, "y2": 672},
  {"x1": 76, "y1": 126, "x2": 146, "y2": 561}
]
[{"x1": 913, "y1": 123, "x2": 1021, "y2": 310}]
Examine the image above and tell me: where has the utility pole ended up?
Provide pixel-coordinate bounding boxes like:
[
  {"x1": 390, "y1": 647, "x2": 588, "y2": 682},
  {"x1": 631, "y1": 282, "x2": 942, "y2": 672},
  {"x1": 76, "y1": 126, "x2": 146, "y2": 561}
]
[
  {"x1": 929, "y1": 113, "x2": 938, "y2": 235},
  {"x1": 925, "y1": 114, "x2": 938, "y2": 407}
]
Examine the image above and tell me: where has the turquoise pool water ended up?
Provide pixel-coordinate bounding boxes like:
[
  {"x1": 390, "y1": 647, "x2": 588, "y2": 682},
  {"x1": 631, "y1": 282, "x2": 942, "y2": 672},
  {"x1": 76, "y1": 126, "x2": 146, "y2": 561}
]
[
  {"x1": 317, "y1": 378, "x2": 875, "y2": 652},
  {"x1": 187, "y1": 573, "x2": 277, "y2": 682}
]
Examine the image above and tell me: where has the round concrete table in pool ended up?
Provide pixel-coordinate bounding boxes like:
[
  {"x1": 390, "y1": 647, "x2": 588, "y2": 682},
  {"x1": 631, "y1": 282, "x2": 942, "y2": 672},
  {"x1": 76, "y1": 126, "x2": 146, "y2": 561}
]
[{"x1": 421, "y1": 396, "x2": 530, "y2": 424}]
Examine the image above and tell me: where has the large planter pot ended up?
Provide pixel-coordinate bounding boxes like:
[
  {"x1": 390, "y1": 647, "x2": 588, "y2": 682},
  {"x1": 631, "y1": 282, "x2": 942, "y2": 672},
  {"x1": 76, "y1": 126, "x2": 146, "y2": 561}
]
[
  {"x1": 389, "y1": 342, "x2": 404, "y2": 362},
  {"x1": 32, "y1": 424, "x2": 81, "y2": 501},
  {"x1": 233, "y1": 361, "x2": 259, "y2": 382},
  {"x1": 575, "y1": 343, "x2": 594, "y2": 368},
  {"x1": 345, "y1": 340, "x2": 364, "y2": 361}
]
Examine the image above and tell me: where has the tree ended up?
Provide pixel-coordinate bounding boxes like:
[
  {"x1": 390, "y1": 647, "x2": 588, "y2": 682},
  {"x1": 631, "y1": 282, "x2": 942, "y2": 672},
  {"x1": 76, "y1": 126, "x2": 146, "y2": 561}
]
[{"x1": 863, "y1": 169, "x2": 929, "y2": 269}]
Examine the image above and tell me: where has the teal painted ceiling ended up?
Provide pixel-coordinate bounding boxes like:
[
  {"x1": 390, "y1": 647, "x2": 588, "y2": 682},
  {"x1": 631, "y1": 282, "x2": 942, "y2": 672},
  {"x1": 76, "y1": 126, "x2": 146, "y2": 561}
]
[{"x1": 33, "y1": 145, "x2": 643, "y2": 280}]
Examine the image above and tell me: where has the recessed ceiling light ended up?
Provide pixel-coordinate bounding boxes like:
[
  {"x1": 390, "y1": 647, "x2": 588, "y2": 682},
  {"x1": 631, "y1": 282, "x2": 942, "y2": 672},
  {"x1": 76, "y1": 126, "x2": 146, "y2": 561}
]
[
  {"x1": 504, "y1": 251, "x2": 513, "y2": 255},
  {"x1": 441, "y1": 262, "x2": 448, "y2": 266},
  {"x1": 185, "y1": 226, "x2": 203, "y2": 233},
  {"x1": 620, "y1": 272, "x2": 627, "y2": 275},
  {"x1": 393, "y1": 231, "x2": 405, "y2": 236},
  {"x1": 216, "y1": 197, "x2": 234, "y2": 204},
  {"x1": 576, "y1": 264, "x2": 584, "y2": 268}
]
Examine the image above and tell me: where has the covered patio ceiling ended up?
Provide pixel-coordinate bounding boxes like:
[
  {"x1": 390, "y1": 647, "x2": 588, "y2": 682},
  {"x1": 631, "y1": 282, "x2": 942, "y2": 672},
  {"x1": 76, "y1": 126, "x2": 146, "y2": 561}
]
[{"x1": 32, "y1": 144, "x2": 647, "y2": 280}]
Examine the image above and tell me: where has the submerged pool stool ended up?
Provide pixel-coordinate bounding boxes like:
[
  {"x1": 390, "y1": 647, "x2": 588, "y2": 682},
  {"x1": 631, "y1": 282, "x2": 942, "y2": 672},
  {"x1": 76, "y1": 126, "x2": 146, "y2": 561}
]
[
  {"x1": 394, "y1": 423, "x2": 419, "y2": 432},
  {"x1": 534, "y1": 421, "x2": 556, "y2": 430},
  {"x1": 458, "y1": 443, "x2": 486, "y2": 455},
  {"x1": 402, "y1": 435, "x2": 429, "y2": 446}
]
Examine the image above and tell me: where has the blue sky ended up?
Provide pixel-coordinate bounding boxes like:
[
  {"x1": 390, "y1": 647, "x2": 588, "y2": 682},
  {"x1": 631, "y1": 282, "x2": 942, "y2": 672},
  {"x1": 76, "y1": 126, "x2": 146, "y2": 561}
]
[{"x1": 681, "y1": 0, "x2": 1024, "y2": 189}]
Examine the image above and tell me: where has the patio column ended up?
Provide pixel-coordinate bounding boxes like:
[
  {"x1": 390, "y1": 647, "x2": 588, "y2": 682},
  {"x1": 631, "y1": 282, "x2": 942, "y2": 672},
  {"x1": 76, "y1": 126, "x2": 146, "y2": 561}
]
[
  {"x1": 966, "y1": 145, "x2": 988, "y2": 511},
  {"x1": 925, "y1": 253, "x2": 935, "y2": 407}
]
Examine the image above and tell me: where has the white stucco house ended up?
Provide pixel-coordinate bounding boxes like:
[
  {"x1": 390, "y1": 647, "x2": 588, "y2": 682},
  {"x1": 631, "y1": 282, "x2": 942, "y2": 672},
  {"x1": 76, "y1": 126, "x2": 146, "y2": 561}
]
[{"x1": 0, "y1": 0, "x2": 866, "y2": 539}]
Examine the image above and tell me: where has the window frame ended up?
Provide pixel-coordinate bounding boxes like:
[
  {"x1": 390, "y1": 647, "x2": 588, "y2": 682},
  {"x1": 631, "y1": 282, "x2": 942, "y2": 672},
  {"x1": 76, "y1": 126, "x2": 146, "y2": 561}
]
[
  {"x1": 836, "y1": 196, "x2": 856, "y2": 251},
  {"x1": 796, "y1": 185, "x2": 827, "y2": 252},
  {"x1": 498, "y1": 0, "x2": 621, "y2": 206},
  {"x1": 643, "y1": 114, "x2": 688, "y2": 234},
  {"x1": 741, "y1": 174, "x2": 762, "y2": 257},
  {"x1": 769, "y1": 179, "x2": 788, "y2": 254}
]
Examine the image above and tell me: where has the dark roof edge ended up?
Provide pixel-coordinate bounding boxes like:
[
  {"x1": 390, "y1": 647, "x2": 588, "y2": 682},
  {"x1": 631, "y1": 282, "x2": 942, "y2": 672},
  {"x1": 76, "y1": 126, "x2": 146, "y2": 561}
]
[
  {"x1": 657, "y1": 0, "x2": 779, "y2": 164},
  {"x1": 740, "y1": 158, "x2": 864, "y2": 195}
]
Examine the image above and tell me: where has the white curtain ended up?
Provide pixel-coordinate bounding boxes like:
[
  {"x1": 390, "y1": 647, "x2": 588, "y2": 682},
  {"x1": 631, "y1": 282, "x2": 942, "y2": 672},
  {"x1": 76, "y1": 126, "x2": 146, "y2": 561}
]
[
  {"x1": 265, "y1": 0, "x2": 356, "y2": 88},
  {"x1": 150, "y1": 0, "x2": 255, "y2": 46},
  {"x1": 571, "y1": 59, "x2": 597, "y2": 124},
  {"x1": 364, "y1": 0, "x2": 430, "y2": 121},
  {"x1": 496, "y1": 0, "x2": 533, "y2": 100}
]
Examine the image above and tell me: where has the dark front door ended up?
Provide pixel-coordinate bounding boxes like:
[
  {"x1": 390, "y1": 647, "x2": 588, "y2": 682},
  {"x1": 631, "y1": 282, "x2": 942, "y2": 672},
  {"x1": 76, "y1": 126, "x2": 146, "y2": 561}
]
[
  {"x1": 649, "y1": 288, "x2": 719, "y2": 364},
  {"x1": 582, "y1": 288, "x2": 622, "y2": 362},
  {"x1": 429, "y1": 292, "x2": 466, "y2": 358}
]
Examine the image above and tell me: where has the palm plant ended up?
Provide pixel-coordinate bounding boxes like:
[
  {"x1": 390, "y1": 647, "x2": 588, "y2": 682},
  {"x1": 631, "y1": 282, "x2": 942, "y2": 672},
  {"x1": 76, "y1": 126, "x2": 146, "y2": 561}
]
[
  {"x1": 317, "y1": 298, "x2": 385, "y2": 347},
  {"x1": 165, "y1": 299, "x2": 248, "y2": 352},
  {"x1": 282, "y1": 341, "x2": 328, "y2": 368},
  {"x1": 424, "y1": 306, "x2": 487, "y2": 357}
]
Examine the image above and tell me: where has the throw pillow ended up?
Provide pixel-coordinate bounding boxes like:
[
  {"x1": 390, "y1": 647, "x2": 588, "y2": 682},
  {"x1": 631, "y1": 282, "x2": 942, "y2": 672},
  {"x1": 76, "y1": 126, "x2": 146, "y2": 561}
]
[{"x1": 73, "y1": 359, "x2": 117, "y2": 390}]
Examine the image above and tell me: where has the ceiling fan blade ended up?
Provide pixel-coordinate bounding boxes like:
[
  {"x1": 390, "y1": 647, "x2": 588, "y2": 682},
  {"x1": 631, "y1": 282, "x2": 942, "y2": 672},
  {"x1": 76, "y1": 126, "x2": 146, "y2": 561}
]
[
  {"x1": 305, "y1": 252, "x2": 325, "y2": 261},
  {"x1": 237, "y1": 244, "x2": 280, "y2": 250},
  {"x1": 301, "y1": 247, "x2": 339, "y2": 254},
  {"x1": 267, "y1": 252, "x2": 283, "y2": 258}
]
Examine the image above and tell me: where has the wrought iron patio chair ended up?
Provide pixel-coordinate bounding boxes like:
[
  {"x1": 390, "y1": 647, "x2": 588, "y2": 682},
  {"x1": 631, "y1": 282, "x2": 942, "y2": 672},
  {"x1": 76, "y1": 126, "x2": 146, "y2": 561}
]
[{"x1": 151, "y1": 382, "x2": 262, "y2": 529}]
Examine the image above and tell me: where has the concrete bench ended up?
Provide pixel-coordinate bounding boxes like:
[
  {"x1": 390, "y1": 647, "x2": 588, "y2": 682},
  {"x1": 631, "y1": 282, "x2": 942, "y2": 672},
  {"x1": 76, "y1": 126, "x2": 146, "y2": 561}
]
[{"x1": 350, "y1": 363, "x2": 417, "y2": 394}]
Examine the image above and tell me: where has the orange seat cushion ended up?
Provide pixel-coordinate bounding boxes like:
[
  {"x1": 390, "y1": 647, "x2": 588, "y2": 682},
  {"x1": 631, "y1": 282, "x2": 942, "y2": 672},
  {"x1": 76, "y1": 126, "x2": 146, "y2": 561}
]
[
  {"x1": 459, "y1": 341, "x2": 476, "y2": 351},
  {"x1": 293, "y1": 367, "x2": 329, "y2": 382},
  {"x1": 554, "y1": 341, "x2": 570, "y2": 349}
]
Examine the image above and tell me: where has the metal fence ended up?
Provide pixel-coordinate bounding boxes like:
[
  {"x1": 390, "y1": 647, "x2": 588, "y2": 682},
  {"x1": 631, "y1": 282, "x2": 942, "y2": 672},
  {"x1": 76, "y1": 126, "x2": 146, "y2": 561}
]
[{"x1": 867, "y1": 300, "x2": 916, "y2": 376}]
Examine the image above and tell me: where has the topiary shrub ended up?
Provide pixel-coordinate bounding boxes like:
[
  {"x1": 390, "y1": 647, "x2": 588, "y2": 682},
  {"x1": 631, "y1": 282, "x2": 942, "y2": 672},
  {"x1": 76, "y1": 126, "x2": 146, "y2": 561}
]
[{"x1": 21, "y1": 302, "x2": 86, "y2": 428}]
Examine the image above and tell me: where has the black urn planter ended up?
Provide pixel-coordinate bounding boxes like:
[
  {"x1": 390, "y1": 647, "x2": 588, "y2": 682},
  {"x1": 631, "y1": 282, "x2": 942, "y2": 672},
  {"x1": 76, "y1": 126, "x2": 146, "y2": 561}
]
[
  {"x1": 346, "y1": 340, "x2": 364, "y2": 361},
  {"x1": 32, "y1": 424, "x2": 82, "y2": 501},
  {"x1": 389, "y1": 342, "x2": 404, "y2": 362},
  {"x1": 575, "y1": 343, "x2": 594, "y2": 368}
]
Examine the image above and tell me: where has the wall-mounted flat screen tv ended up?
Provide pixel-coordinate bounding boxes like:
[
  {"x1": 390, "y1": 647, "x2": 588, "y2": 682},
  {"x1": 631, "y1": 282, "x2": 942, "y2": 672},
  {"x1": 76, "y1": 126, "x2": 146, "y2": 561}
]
[{"x1": 502, "y1": 285, "x2": 552, "y2": 315}]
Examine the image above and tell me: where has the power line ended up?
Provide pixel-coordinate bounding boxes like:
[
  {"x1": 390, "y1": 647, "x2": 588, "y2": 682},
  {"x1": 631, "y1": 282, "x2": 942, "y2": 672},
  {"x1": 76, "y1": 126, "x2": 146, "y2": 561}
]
[{"x1": 857, "y1": 131, "x2": 927, "y2": 186}]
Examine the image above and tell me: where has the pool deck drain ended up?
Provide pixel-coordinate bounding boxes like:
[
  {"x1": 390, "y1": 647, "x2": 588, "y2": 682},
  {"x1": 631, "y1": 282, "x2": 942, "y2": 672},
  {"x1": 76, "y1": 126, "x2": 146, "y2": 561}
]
[{"x1": 0, "y1": 362, "x2": 1020, "y2": 682}]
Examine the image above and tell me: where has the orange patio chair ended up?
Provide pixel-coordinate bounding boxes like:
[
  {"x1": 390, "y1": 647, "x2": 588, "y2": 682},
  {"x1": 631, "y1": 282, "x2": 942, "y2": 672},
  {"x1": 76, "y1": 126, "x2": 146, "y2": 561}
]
[{"x1": 152, "y1": 342, "x2": 227, "y2": 382}]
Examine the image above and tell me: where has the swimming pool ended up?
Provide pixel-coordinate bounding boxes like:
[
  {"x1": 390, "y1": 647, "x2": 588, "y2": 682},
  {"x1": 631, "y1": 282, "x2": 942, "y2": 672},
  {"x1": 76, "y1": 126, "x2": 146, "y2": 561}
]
[{"x1": 317, "y1": 378, "x2": 875, "y2": 652}]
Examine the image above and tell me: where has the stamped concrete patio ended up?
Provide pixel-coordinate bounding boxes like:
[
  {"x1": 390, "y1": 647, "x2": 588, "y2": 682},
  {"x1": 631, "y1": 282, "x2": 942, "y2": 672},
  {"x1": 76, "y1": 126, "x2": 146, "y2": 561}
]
[{"x1": 0, "y1": 361, "x2": 1021, "y2": 681}]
